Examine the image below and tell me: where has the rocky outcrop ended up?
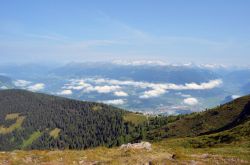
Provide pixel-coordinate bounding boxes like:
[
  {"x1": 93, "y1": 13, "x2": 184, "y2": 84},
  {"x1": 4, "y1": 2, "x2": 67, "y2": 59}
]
[{"x1": 120, "y1": 142, "x2": 152, "y2": 150}]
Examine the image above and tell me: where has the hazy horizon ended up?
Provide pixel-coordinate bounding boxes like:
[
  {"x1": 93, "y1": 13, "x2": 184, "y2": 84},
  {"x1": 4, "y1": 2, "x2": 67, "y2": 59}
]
[{"x1": 0, "y1": 60, "x2": 249, "y2": 69}]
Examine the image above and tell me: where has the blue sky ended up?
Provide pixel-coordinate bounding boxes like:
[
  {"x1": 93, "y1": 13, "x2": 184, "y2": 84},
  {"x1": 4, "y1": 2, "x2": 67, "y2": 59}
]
[{"x1": 0, "y1": 0, "x2": 250, "y2": 65}]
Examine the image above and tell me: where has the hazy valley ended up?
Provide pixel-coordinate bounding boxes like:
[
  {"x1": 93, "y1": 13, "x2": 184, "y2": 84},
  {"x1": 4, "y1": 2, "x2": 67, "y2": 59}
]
[{"x1": 1, "y1": 62, "x2": 250, "y2": 116}]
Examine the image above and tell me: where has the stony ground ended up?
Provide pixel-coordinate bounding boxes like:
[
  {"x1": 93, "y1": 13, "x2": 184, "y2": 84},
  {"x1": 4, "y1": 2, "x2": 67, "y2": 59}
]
[{"x1": 0, "y1": 138, "x2": 249, "y2": 165}]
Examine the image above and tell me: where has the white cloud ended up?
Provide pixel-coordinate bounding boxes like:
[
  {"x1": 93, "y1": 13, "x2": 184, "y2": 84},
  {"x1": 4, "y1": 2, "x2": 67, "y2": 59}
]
[
  {"x1": 183, "y1": 97, "x2": 199, "y2": 106},
  {"x1": 114, "y1": 91, "x2": 128, "y2": 97},
  {"x1": 13, "y1": 80, "x2": 31, "y2": 87},
  {"x1": 0, "y1": 86, "x2": 8, "y2": 89},
  {"x1": 67, "y1": 86, "x2": 85, "y2": 90},
  {"x1": 27, "y1": 83, "x2": 45, "y2": 92},
  {"x1": 198, "y1": 64, "x2": 227, "y2": 69},
  {"x1": 138, "y1": 79, "x2": 222, "y2": 99},
  {"x1": 140, "y1": 88, "x2": 166, "y2": 99},
  {"x1": 57, "y1": 90, "x2": 72, "y2": 95},
  {"x1": 84, "y1": 78, "x2": 222, "y2": 91},
  {"x1": 13, "y1": 80, "x2": 46, "y2": 92},
  {"x1": 64, "y1": 79, "x2": 123, "y2": 94},
  {"x1": 63, "y1": 79, "x2": 92, "y2": 90},
  {"x1": 84, "y1": 85, "x2": 121, "y2": 93},
  {"x1": 231, "y1": 95, "x2": 241, "y2": 99},
  {"x1": 63, "y1": 78, "x2": 222, "y2": 99},
  {"x1": 102, "y1": 99, "x2": 126, "y2": 105},
  {"x1": 182, "y1": 79, "x2": 223, "y2": 90}
]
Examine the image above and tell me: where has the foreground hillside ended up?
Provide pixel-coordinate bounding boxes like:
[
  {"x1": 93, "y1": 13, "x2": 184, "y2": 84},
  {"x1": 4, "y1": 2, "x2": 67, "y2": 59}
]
[{"x1": 0, "y1": 136, "x2": 249, "y2": 165}]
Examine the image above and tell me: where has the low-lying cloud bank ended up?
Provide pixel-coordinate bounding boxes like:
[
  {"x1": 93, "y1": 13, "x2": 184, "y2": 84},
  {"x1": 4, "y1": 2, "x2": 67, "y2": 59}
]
[
  {"x1": 84, "y1": 85, "x2": 121, "y2": 93},
  {"x1": 0, "y1": 86, "x2": 8, "y2": 90},
  {"x1": 14, "y1": 80, "x2": 31, "y2": 87},
  {"x1": 114, "y1": 91, "x2": 128, "y2": 97},
  {"x1": 27, "y1": 83, "x2": 45, "y2": 92},
  {"x1": 183, "y1": 97, "x2": 199, "y2": 106},
  {"x1": 101, "y1": 99, "x2": 126, "y2": 105},
  {"x1": 62, "y1": 78, "x2": 222, "y2": 99},
  {"x1": 231, "y1": 95, "x2": 241, "y2": 99},
  {"x1": 139, "y1": 88, "x2": 166, "y2": 99},
  {"x1": 57, "y1": 89, "x2": 73, "y2": 95},
  {"x1": 13, "y1": 80, "x2": 45, "y2": 92}
]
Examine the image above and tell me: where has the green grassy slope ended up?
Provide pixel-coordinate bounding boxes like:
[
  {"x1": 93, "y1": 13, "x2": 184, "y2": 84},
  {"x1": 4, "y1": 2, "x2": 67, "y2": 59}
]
[{"x1": 148, "y1": 95, "x2": 250, "y2": 139}]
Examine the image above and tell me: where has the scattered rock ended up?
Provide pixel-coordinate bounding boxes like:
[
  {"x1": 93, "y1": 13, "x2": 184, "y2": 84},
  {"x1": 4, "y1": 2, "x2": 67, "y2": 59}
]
[
  {"x1": 79, "y1": 160, "x2": 85, "y2": 164},
  {"x1": 23, "y1": 156, "x2": 33, "y2": 163},
  {"x1": 200, "y1": 154, "x2": 211, "y2": 159},
  {"x1": 78, "y1": 160, "x2": 100, "y2": 165},
  {"x1": 1, "y1": 160, "x2": 9, "y2": 165},
  {"x1": 191, "y1": 153, "x2": 212, "y2": 159},
  {"x1": 190, "y1": 160, "x2": 199, "y2": 165},
  {"x1": 143, "y1": 160, "x2": 153, "y2": 165},
  {"x1": 120, "y1": 141, "x2": 152, "y2": 150},
  {"x1": 171, "y1": 154, "x2": 177, "y2": 160}
]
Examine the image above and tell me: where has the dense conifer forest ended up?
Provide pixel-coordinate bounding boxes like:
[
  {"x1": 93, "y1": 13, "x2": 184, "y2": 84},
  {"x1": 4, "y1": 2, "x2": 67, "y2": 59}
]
[{"x1": 0, "y1": 90, "x2": 147, "y2": 150}]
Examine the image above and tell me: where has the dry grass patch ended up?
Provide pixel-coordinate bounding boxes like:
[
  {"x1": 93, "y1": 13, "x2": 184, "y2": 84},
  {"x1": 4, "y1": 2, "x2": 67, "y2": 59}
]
[
  {"x1": 0, "y1": 114, "x2": 25, "y2": 134},
  {"x1": 49, "y1": 128, "x2": 61, "y2": 139},
  {"x1": 123, "y1": 113, "x2": 148, "y2": 125},
  {"x1": 5, "y1": 113, "x2": 20, "y2": 120},
  {"x1": 91, "y1": 105, "x2": 102, "y2": 111},
  {"x1": 0, "y1": 140, "x2": 249, "y2": 165},
  {"x1": 21, "y1": 131, "x2": 42, "y2": 149}
]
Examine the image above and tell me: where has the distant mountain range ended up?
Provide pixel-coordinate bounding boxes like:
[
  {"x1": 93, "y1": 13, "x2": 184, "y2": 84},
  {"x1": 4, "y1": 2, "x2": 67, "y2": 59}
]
[
  {"x1": 241, "y1": 82, "x2": 250, "y2": 95},
  {"x1": 0, "y1": 75, "x2": 13, "y2": 89},
  {"x1": 50, "y1": 62, "x2": 219, "y2": 83}
]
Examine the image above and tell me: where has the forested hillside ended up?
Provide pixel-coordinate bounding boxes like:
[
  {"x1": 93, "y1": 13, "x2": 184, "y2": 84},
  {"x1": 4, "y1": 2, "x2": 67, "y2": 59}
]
[{"x1": 0, "y1": 89, "x2": 150, "y2": 150}]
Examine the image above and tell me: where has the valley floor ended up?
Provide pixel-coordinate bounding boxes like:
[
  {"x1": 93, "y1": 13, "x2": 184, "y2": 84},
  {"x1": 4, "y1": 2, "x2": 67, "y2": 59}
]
[{"x1": 0, "y1": 138, "x2": 249, "y2": 165}]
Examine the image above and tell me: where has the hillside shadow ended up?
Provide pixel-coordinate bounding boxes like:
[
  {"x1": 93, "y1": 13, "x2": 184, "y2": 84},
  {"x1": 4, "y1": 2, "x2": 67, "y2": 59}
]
[{"x1": 200, "y1": 101, "x2": 250, "y2": 135}]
